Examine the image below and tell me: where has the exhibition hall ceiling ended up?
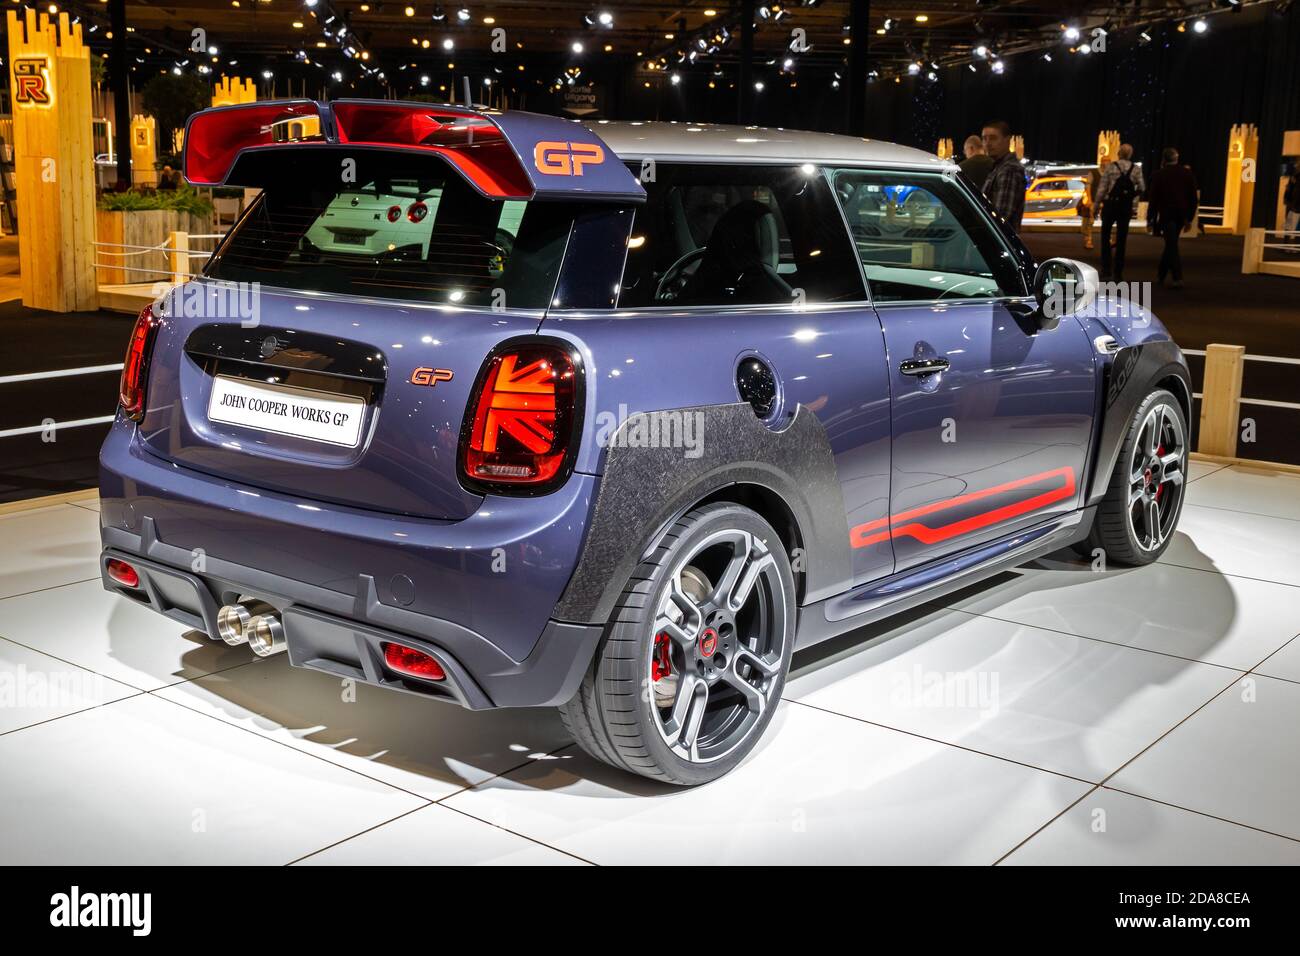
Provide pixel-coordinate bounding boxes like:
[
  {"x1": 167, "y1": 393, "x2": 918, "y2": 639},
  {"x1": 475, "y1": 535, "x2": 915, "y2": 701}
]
[{"x1": 38, "y1": 0, "x2": 1275, "y2": 91}]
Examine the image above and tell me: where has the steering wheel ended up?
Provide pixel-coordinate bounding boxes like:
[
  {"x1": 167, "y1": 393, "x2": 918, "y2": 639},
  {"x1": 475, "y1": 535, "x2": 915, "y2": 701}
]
[{"x1": 654, "y1": 247, "x2": 708, "y2": 302}]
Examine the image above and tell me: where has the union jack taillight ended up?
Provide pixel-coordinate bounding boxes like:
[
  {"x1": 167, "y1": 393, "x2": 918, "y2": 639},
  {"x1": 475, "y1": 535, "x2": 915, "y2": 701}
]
[{"x1": 460, "y1": 343, "x2": 579, "y2": 493}]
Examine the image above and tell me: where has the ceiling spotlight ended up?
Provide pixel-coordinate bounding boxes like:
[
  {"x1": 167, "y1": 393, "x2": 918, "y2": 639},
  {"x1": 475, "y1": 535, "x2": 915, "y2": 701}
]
[
  {"x1": 431, "y1": 4, "x2": 446, "y2": 20},
  {"x1": 1042, "y1": 52, "x2": 1053, "y2": 62},
  {"x1": 915, "y1": 14, "x2": 928, "y2": 23},
  {"x1": 598, "y1": 11, "x2": 613, "y2": 26},
  {"x1": 991, "y1": 59, "x2": 1005, "y2": 73},
  {"x1": 1139, "y1": 30, "x2": 1152, "y2": 44},
  {"x1": 974, "y1": 44, "x2": 988, "y2": 58},
  {"x1": 1064, "y1": 26, "x2": 1080, "y2": 41},
  {"x1": 442, "y1": 37, "x2": 454, "y2": 50},
  {"x1": 1079, "y1": 43, "x2": 1092, "y2": 54},
  {"x1": 457, "y1": 6, "x2": 471, "y2": 21},
  {"x1": 907, "y1": 61, "x2": 920, "y2": 75},
  {"x1": 571, "y1": 41, "x2": 584, "y2": 53},
  {"x1": 261, "y1": 69, "x2": 273, "y2": 78},
  {"x1": 1193, "y1": 18, "x2": 1209, "y2": 33},
  {"x1": 404, "y1": 5, "x2": 415, "y2": 16},
  {"x1": 670, "y1": 73, "x2": 681, "y2": 85},
  {"x1": 754, "y1": 80, "x2": 765, "y2": 91}
]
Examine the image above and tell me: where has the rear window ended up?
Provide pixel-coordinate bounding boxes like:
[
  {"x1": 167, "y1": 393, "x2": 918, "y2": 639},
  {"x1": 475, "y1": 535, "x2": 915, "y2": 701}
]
[{"x1": 206, "y1": 151, "x2": 576, "y2": 309}]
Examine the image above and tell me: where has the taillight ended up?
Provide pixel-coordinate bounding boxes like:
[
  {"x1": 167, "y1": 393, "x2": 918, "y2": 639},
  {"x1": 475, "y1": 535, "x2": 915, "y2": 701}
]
[
  {"x1": 382, "y1": 642, "x2": 446, "y2": 681},
  {"x1": 386, "y1": 204, "x2": 402, "y2": 222},
  {"x1": 119, "y1": 305, "x2": 159, "y2": 420},
  {"x1": 460, "y1": 343, "x2": 579, "y2": 492},
  {"x1": 407, "y1": 201, "x2": 428, "y2": 223}
]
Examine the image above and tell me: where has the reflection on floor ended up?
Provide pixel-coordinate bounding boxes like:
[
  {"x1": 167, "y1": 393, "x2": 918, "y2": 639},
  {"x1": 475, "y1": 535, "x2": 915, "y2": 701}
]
[{"x1": 1, "y1": 462, "x2": 1298, "y2": 864}]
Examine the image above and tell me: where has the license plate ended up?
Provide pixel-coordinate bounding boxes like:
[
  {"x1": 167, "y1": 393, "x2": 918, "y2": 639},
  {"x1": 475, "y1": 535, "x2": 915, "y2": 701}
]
[{"x1": 207, "y1": 375, "x2": 366, "y2": 448}]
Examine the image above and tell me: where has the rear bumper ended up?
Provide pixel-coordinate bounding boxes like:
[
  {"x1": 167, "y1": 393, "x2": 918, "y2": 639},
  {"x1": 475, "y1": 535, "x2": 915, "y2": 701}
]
[
  {"x1": 98, "y1": 546, "x2": 600, "y2": 708},
  {"x1": 98, "y1": 416, "x2": 602, "y2": 707}
]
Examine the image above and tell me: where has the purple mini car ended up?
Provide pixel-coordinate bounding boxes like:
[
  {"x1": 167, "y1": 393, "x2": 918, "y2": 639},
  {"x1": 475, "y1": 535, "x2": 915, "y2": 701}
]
[{"x1": 100, "y1": 101, "x2": 1190, "y2": 785}]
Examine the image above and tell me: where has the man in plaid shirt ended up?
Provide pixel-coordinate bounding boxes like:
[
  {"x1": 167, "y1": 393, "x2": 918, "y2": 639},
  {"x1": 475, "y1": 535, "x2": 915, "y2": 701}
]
[{"x1": 980, "y1": 120, "x2": 1026, "y2": 234}]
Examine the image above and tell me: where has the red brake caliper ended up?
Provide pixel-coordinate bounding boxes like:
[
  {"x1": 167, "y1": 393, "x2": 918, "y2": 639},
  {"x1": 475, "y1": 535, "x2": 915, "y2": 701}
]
[
  {"x1": 1155, "y1": 444, "x2": 1165, "y2": 501},
  {"x1": 651, "y1": 632, "x2": 672, "y2": 682}
]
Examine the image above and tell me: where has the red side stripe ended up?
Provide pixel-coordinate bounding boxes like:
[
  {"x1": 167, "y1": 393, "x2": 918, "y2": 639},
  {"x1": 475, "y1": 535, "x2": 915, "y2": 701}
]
[{"x1": 851, "y1": 466, "x2": 1076, "y2": 549}]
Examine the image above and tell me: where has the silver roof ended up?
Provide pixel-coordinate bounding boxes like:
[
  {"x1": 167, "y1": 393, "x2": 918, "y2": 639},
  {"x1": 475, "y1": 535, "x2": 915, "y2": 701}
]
[{"x1": 582, "y1": 120, "x2": 950, "y2": 169}]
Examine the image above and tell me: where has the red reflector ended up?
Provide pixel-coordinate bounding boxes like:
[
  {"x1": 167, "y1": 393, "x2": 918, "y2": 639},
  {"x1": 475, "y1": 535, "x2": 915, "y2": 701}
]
[
  {"x1": 119, "y1": 305, "x2": 159, "y2": 420},
  {"x1": 461, "y1": 345, "x2": 578, "y2": 491},
  {"x1": 382, "y1": 643, "x2": 446, "y2": 681},
  {"x1": 106, "y1": 559, "x2": 140, "y2": 589}
]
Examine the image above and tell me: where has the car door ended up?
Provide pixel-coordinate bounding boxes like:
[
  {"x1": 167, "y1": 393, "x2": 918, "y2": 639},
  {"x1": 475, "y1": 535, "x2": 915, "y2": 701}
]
[
  {"x1": 609, "y1": 161, "x2": 897, "y2": 586},
  {"x1": 831, "y1": 167, "x2": 1097, "y2": 573}
]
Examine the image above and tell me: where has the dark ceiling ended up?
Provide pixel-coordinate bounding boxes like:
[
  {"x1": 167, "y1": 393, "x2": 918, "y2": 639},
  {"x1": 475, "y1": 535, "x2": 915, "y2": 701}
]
[{"x1": 3, "y1": 0, "x2": 1278, "y2": 98}]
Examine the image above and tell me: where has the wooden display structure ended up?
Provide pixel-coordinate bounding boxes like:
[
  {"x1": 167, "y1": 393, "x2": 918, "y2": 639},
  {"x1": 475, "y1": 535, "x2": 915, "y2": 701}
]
[
  {"x1": 1206, "y1": 123, "x2": 1258, "y2": 236},
  {"x1": 935, "y1": 138, "x2": 954, "y2": 161},
  {"x1": 6, "y1": 8, "x2": 97, "y2": 312},
  {"x1": 212, "y1": 75, "x2": 257, "y2": 108},
  {"x1": 130, "y1": 114, "x2": 158, "y2": 187},
  {"x1": 1097, "y1": 130, "x2": 1119, "y2": 167}
]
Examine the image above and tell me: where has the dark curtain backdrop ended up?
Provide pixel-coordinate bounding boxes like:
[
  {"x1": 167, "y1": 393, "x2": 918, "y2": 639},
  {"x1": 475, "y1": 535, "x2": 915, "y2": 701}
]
[{"x1": 860, "y1": 5, "x2": 1300, "y2": 217}]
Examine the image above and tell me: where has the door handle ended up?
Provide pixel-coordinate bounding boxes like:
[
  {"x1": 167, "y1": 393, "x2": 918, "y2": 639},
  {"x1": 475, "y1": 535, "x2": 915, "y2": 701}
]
[{"x1": 899, "y1": 357, "x2": 950, "y2": 376}]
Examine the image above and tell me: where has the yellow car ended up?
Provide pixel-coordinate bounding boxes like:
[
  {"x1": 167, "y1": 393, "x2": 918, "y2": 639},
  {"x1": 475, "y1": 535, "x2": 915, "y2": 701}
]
[{"x1": 1023, "y1": 174, "x2": 1089, "y2": 219}]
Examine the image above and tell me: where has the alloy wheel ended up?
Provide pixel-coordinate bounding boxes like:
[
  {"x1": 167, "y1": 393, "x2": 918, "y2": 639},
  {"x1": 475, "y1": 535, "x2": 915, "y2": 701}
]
[
  {"x1": 1127, "y1": 402, "x2": 1187, "y2": 552},
  {"x1": 648, "y1": 528, "x2": 789, "y2": 764}
]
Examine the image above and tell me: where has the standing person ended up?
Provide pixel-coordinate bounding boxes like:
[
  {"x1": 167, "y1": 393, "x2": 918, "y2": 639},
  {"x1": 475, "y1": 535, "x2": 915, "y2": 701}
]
[
  {"x1": 1285, "y1": 166, "x2": 1300, "y2": 234},
  {"x1": 980, "y1": 120, "x2": 1025, "y2": 233},
  {"x1": 1094, "y1": 142, "x2": 1145, "y2": 281},
  {"x1": 1146, "y1": 147, "x2": 1199, "y2": 288},
  {"x1": 1078, "y1": 161, "x2": 1105, "y2": 251},
  {"x1": 958, "y1": 134, "x2": 994, "y2": 190}
]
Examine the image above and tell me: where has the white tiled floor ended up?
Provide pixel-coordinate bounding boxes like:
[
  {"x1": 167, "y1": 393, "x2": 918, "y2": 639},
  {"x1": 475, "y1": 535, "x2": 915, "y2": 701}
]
[{"x1": 1, "y1": 464, "x2": 1297, "y2": 865}]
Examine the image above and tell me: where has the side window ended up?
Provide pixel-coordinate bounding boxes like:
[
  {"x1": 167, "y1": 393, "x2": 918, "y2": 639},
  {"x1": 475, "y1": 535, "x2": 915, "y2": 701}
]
[
  {"x1": 617, "y1": 163, "x2": 866, "y2": 309},
  {"x1": 830, "y1": 169, "x2": 1027, "y2": 303}
]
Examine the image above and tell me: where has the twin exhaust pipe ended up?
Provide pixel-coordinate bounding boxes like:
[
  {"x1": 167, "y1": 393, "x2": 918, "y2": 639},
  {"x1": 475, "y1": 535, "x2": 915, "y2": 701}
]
[{"x1": 216, "y1": 600, "x2": 286, "y2": 657}]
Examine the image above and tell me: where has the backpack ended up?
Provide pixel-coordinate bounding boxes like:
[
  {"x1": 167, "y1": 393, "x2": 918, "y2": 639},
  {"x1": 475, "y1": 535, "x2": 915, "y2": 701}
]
[{"x1": 1106, "y1": 163, "x2": 1137, "y2": 212}]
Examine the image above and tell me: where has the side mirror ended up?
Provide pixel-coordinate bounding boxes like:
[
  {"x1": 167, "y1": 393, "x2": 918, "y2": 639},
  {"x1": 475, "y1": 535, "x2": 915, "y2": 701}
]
[{"x1": 1032, "y1": 257, "x2": 1099, "y2": 330}]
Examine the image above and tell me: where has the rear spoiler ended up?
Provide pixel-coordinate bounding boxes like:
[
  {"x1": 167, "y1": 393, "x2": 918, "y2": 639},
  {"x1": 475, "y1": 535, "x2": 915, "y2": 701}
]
[{"x1": 182, "y1": 99, "x2": 645, "y2": 203}]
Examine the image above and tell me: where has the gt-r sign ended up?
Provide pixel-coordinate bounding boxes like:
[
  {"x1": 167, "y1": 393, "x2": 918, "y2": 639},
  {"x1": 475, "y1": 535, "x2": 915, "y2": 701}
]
[{"x1": 13, "y1": 56, "x2": 52, "y2": 106}]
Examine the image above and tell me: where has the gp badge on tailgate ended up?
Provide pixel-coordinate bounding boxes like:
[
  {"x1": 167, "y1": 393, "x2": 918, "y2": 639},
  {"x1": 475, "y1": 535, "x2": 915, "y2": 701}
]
[{"x1": 410, "y1": 367, "x2": 454, "y2": 387}]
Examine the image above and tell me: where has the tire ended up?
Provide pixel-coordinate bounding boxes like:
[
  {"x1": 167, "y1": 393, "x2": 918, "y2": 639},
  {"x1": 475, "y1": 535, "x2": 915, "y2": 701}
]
[
  {"x1": 559, "y1": 502, "x2": 796, "y2": 786},
  {"x1": 1087, "y1": 388, "x2": 1189, "y2": 566}
]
